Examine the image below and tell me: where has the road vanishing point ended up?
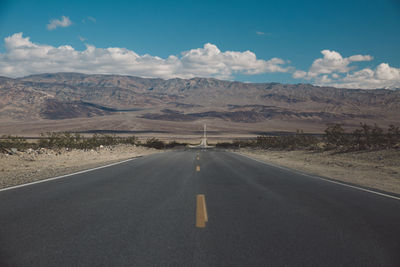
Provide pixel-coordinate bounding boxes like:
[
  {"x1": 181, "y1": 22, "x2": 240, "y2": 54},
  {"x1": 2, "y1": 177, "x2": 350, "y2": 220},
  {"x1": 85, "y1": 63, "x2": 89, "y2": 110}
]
[{"x1": 1, "y1": 149, "x2": 399, "y2": 266}]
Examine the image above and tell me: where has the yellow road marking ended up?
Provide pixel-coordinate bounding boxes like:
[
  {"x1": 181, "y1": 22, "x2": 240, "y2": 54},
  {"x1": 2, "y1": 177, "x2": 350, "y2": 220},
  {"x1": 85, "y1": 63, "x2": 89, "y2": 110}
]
[
  {"x1": 196, "y1": 194, "x2": 208, "y2": 228},
  {"x1": 196, "y1": 165, "x2": 200, "y2": 171}
]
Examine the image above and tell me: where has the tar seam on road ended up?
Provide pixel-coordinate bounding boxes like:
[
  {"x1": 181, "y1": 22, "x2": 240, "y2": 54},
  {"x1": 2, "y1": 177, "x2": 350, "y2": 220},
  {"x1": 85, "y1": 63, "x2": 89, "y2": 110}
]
[
  {"x1": 235, "y1": 152, "x2": 400, "y2": 201},
  {"x1": 0, "y1": 157, "x2": 140, "y2": 193},
  {"x1": 196, "y1": 194, "x2": 208, "y2": 228}
]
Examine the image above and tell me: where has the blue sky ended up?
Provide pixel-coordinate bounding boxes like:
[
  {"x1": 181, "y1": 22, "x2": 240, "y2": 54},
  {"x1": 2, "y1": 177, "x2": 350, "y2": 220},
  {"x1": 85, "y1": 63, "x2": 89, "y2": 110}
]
[{"x1": 0, "y1": 0, "x2": 399, "y2": 88}]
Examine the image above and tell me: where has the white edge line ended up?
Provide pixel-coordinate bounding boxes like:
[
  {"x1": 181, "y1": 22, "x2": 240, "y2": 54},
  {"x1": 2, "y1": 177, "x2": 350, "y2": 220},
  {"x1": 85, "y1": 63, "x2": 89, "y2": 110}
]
[
  {"x1": 234, "y1": 152, "x2": 400, "y2": 201},
  {"x1": 0, "y1": 157, "x2": 139, "y2": 193}
]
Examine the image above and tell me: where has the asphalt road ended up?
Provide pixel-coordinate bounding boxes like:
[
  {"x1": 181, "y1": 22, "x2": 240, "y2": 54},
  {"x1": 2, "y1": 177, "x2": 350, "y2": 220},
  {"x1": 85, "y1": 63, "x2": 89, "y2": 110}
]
[{"x1": 0, "y1": 149, "x2": 399, "y2": 266}]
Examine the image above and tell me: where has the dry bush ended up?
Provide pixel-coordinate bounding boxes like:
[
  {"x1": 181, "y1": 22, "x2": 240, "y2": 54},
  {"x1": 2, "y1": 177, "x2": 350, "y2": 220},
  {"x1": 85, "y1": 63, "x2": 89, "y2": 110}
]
[
  {"x1": 144, "y1": 138, "x2": 165, "y2": 149},
  {"x1": 325, "y1": 123, "x2": 400, "y2": 151},
  {"x1": 217, "y1": 130, "x2": 319, "y2": 150},
  {"x1": 255, "y1": 130, "x2": 319, "y2": 150},
  {"x1": 218, "y1": 123, "x2": 400, "y2": 151},
  {"x1": 37, "y1": 132, "x2": 138, "y2": 149},
  {"x1": 0, "y1": 135, "x2": 35, "y2": 151}
]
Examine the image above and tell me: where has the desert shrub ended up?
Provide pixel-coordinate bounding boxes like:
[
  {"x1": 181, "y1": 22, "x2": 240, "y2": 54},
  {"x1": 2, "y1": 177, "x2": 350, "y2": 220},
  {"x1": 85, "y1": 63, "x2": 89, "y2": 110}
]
[
  {"x1": 165, "y1": 140, "x2": 187, "y2": 148},
  {"x1": 324, "y1": 123, "x2": 400, "y2": 151},
  {"x1": 217, "y1": 124, "x2": 400, "y2": 151},
  {"x1": 144, "y1": 138, "x2": 165, "y2": 149},
  {"x1": 232, "y1": 139, "x2": 256, "y2": 148},
  {"x1": 255, "y1": 130, "x2": 319, "y2": 150},
  {"x1": 39, "y1": 132, "x2": 85, "y2": 148},
  {"x1": 122, "y1": 136, "x2": 138, "y2": 145},
  {"x1": 37, "y1": 132, "x2": 138, "y2": 149},
  {"x1": 387, "y1": 124, "x2": 400, "y2": 147},
  {"x1": 360, "y1": 123, "x2": 372, "y2": 148},
  {"x1": 0, "y1": 135, "x2": 34, "y2": 150},
  {"x1": 216, "y1": 139, "x2": 256, "y2": 149},
  {"x1": 370, "y1": 124, "x2": 386, "y2": 149},
  {"x1": 216, "y1": 131, "x2": 319, "y2": 150},
  {"x1": 325, "y1": 124, "x2": 349, "y2": 148},
  {"x1": 346, "y1": 123, "x2": 400, "y2": 150},
  {"x1": 216, "y1": 142, "x2": 239, "y2": 148}
]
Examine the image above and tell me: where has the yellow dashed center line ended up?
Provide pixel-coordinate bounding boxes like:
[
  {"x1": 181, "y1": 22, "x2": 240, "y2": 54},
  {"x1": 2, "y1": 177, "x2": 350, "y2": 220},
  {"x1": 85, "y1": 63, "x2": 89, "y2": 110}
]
[
  {"x1": 196, "y1": 194, "x2": 208, "y2": 228},
  {"x1": 196, "y1": 165, "x2": 200, "y2": 171}
]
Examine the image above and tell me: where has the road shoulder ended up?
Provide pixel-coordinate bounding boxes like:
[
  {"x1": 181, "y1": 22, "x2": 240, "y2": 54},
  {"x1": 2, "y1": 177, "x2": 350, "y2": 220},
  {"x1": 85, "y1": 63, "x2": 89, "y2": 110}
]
[
  {"x1": 0, "y1": 145, "x2": 161, "y2": 189},
  {"x1": 234, "y1": 149, "x2": 400, "y2": 195}
]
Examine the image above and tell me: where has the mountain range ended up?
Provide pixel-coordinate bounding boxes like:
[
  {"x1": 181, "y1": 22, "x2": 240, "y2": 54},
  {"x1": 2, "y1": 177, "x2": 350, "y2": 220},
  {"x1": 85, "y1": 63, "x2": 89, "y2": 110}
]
[{"x1": 0, "y1": 73, "x2": 399, "y2": 137}]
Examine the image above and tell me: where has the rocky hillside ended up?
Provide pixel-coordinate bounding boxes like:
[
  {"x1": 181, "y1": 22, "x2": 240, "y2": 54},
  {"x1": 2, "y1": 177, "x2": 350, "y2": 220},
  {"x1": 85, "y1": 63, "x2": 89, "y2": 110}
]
[{"x1": 0, "y1": 73, "x2": 399, "y2": 130}]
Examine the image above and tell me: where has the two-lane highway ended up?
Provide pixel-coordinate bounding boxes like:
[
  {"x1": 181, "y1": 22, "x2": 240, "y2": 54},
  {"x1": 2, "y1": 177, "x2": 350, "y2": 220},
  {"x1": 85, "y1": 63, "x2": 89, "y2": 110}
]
[{"x1": 0, "y1": 149, "x2": 399, "y2": 266}]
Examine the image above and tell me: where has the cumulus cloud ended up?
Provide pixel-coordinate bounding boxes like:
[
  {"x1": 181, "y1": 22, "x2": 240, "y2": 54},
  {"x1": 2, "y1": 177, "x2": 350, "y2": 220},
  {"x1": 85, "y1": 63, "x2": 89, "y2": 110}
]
[
  {"x1": 0, "y1": 33, "x2": 290, "y2": 79},
  {"x1": 328, "y1": 63, "x2": 400, "y2": 89},
  {"x1": 293, "y1": 49, "x2": 400, "y2": 89},
  {"x1": 307, "y1": 49, "x2": 373, "y2": 78},
  {"x1": 47, "y1": 16, "x2": 72, "y2": 30},
  {"x1": 292, "y1": 70, "x2": 307, "y2": 79}
]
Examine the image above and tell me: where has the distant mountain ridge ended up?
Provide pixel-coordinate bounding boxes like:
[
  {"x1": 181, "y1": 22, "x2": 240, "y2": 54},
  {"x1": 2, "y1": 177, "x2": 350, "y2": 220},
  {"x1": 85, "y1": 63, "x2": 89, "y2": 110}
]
[{"x1": 0, "y1": 72, "x2": 399, "y2": 133}]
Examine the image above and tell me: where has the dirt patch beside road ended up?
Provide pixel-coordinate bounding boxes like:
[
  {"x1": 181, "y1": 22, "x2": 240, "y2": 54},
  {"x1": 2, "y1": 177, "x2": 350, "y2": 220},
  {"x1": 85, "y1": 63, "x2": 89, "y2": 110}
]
[
  {"x1": 0, "y1": 145, "x2": 160, "y2": 189},
  {"x1": 237, "y1": 149, "x2": 400, "y2": 195}
]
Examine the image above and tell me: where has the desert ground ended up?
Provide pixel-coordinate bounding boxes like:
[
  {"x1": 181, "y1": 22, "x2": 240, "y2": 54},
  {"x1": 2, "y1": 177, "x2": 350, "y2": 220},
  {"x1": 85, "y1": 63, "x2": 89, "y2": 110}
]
[
  {"x1": 0, "y1": 114, "x2": 386, "y2": 138},
  {"x1": 0, "y1": 145, "x2": 160, "y2": 189}
]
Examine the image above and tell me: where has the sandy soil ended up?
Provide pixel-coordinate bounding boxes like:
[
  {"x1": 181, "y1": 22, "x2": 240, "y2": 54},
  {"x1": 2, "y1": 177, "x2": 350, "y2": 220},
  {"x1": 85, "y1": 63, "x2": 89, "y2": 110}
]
[
  {"x1": 0, "y1": 115, "x2": 332, "y2": 137},
  {"x1": 237, "y1": 149, "x2": 400, "y2": 195},
  {"x1": 0, "y1": 145, "x2": 161, "y2": 189}
]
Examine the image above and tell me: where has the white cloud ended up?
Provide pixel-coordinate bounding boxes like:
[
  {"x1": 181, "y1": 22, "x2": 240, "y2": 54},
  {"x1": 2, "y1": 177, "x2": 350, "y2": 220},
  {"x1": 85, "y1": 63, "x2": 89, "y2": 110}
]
[
  {"x1": 348, "y1": 54, "x2": 373, "y2": 62},
  {"x1": 0, "y1": 33, "x2": 290, "y2": 79},
  {"x1": 78, "y1": 35, "x2": 86, "y2": 42},
  {"x1": 307, "y1": 49, "x2": 372, "y2": 77},
  {"x1": 328, "y1": 63, "x2": 400, "y2": 89},
  {"x1": 47, "y1": 16, "x2": 72, "y2": 30},
  {"x1": 318, "y1": 74, "x2": 332, "y2": 84},
  {"x1": 292, "y1": 70, "x2": 307, "y2": 79},
  {"x1": 256, "y1": 31, "x2": 271, "y2": 36},
  {"x1": 292, "y1": 49, "x2": 400, "y2": 89},
  {"x1": 375, "y1": 62, "x2": 400, "y2": 80},
  {"x1": 82, "y1": 16, "x2": 96, "y2": 23}
]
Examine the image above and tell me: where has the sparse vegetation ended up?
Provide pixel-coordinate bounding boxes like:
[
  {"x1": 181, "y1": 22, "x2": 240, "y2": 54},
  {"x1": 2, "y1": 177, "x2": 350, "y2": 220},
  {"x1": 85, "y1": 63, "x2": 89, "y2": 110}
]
[
  {"x1": 324, "y1": 123, "x2": 400, "y2": 151},
  {"x1": 0, "y1": 132, "x2": 139, "y2": 152},
  {"x1": 0, "y1": 135, "x2": 34, "y2": 150},
  {"x1": 37, "y1": 132, "x2": 139, "y2": 149},
  {"x1": 216, "y1": 142, "x2": 240, "y2": 149},
  {"x1": 217, "y1": 130, "x2": 319, "y2": 150},
  {"x1": 165, "y1": 140, "x2": 188, "y2": 149},
  {"x1": 216, "y1": 123, "x2": 400, "y2": 151},
  {"x1": 0, "y1": 132, "x2": 189, "y2": 152},
  {"x1": 255, "y1": 130, "x2": 319, "y2": 150},
  {"x1": 215, "y1": 139, "x2": 255, "y2": 149},
  {"x1": 1, "y1": 123, "x2": 399, "y2": 153},
  {"x1": 143, "y1": 138, "x2": 165, "y2": 149}
]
